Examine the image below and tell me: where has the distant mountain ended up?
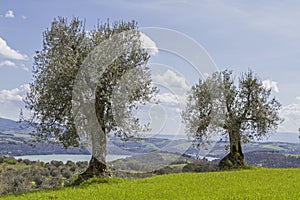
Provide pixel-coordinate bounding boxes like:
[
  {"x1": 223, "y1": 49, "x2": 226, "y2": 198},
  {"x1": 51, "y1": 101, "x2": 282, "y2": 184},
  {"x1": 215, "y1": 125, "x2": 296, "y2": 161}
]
[
  {"x1": 0, "y1": 117, "x2": 20, "y2": 131},
  {"x1": 0, "y1": 117, "x2": 299, "y2": 158}
]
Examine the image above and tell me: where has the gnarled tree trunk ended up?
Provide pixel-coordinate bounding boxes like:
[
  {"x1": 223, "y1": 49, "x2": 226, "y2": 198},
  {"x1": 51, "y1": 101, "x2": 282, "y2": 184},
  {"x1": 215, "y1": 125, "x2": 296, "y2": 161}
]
[
  {"x1": 219, "y1": 129, "x2": 244, "y2": 169},
  {"x1": 76, "y1": 128, "x2": 110, "y2": 183}
]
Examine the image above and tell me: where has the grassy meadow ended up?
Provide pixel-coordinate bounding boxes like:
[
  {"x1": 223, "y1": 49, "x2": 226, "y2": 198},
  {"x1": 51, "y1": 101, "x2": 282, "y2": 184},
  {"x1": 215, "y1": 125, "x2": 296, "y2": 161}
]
[{"x1": 1, "y1": 168, "x2": 299, "y2": 200}]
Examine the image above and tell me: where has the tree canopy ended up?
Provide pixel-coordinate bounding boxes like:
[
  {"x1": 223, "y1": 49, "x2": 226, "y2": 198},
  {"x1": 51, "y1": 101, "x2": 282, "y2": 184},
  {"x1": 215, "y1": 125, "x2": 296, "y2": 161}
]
[{"x1": 24, "y1": 17, "x2": 157, "y2": 179}]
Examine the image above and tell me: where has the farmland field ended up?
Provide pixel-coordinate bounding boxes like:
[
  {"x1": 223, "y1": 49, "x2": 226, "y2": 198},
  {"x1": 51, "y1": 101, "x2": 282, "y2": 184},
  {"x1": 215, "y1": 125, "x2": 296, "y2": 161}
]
[{"x1": 1, "y1": 168, "x2": 300, "y2": 200}]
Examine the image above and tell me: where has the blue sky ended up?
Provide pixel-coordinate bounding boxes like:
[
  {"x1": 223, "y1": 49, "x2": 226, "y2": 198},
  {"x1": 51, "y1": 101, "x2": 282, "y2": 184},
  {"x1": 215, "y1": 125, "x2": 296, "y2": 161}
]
[{"x1": 0, "y1": 0, "x2": 299, "y2": 134}]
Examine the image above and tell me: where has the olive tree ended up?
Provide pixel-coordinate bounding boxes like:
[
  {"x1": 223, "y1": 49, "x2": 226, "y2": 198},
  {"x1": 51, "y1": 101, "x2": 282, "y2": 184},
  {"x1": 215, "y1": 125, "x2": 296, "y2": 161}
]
[
  {"x1": 24, "y1": 17, "x2": 156, "y2": 180},
  {"x1": 182, "y1": 70, "x2": 282, "y2": 169}
]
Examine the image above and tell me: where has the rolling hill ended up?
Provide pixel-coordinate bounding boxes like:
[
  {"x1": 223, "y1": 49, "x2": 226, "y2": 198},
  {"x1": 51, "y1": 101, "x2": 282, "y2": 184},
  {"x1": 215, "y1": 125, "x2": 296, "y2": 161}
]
[{"x1": 0, "y1": 117, "x2": 299, "y2": 160}]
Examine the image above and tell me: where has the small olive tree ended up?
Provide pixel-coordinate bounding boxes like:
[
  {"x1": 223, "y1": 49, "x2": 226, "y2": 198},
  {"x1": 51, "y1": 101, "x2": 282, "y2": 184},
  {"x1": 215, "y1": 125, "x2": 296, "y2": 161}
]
[{"x1": 182, "y1": 70, "x2": 282, "y2": 169}]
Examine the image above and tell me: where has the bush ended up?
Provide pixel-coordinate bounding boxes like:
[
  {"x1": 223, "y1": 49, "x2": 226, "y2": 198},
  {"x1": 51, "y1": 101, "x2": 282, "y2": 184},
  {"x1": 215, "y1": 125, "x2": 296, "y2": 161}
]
[
  {"x1": 182, "y1": 163, "x2": 215, "y2": 173},
  {"x1": 70, "y1": 165, "x2": 76, "y2": 172},
  {"x1": 33, "y1": 175, "x2": 43, "y2": 187},
  {"x1": 51, "y1": 160, "x2": 64, "y2": 168},
  {"x1": 0, "y1": 157, "x2": 4, "y2": 164},
  {"x1": 49, "y1": 176, "x2": 62, "y2": 188},
  {"x1": 40, "y1": 168, "x2": 50, "y2": 177},
  {"x1": 38, "y1": 161, "x2": 45, "y2": 167},
  {"x1": 0, "y1": 171, "x2": 31, "y2": 195},
  {"x1": 66, "y1": 160, "x2": 75, "y2": 167},
  {"x1": 50, "y1": 169, "x2": 60, "y2": 177},
  {"x1": 154, "y1": 166, "x2": 175, "y2": 175},
  {"x1": 23, "y1": 159, "x2": 31, "y2": 165},
  {"x1": 61, "y1": 168, "x2": 72, "y2": 179},
  {"x1": 5, "y1": 158, "x2": 17, "y2": 165},
  {"x1": 0, "y1": 157, "x2": 86, "y2": 195}
]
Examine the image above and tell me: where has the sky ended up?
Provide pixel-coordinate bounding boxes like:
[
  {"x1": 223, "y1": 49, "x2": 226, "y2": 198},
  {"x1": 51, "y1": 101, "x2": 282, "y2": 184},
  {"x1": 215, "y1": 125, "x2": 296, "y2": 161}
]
[{"x1": 0, "y1": 0, "x2": 300, "y2": 136}]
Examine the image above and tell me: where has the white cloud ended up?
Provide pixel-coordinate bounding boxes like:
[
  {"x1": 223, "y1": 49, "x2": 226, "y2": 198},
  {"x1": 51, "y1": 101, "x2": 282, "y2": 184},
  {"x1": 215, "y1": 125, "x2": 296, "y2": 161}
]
[
  {"x1": 156, "y1": 93, "x2": 186, "y2": 105},
  {"x1": 0, "y1": 84, "x2": 30, "y2": 103},
  {"x1": 20, "y1": 64, "x2": 29, "y2": 72},
  {"x1": 140, "y1": 32, "x2": 158, "y2": 55},
  {"x1": 0, "y1": 60, "x2": 16, "y2": 67},
  {"x1": 278, "y1": 103, "x2": 300, "y2": 133},
  {"x1": 5, "y1": 10, "x2": 14, "y2": 18},
  {"x1": 0, "y1": 60, "x2": 29, "y2": 72},
  {"x1": 152, "y1": 69, "x2": 189, "y2": 90},
  {"x1": 21, "y1": 15, "x2": 27, "y2": 20},
  {"x1": 296, "y1": 96, "x2": 300, "y2": 101},
  {"x1": 0, "y1": 84, "x2": 30, "y2": 120},
  {"x1": 262, "y1": 80, "x2": 279, "y2": 93},
  {"x1": 0, "y1": 37, "x2": 28, "y2": 60}
]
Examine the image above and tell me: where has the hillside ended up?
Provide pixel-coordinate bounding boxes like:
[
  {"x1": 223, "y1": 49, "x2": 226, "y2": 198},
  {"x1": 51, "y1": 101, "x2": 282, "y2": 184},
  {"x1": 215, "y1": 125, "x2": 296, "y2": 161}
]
[
  {"x1": 0, "y1": 118, "x2": 23, "y2": 132},
  {"x1": 1, "y1": 168, "x2": 300, "y2": 199},
  {"x1": 0, "y1": 117, "x2": 299, "y2": 166}
]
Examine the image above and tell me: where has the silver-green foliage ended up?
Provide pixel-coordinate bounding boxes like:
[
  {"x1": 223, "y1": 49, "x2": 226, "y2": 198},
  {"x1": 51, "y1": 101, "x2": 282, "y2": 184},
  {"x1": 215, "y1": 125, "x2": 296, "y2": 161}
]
[
  {"x1": 182, "y1": 70, "x2": 282, "y2": 148},
  {"x1": 25, "y1": 17, "x2": 156, "y2": 147}
]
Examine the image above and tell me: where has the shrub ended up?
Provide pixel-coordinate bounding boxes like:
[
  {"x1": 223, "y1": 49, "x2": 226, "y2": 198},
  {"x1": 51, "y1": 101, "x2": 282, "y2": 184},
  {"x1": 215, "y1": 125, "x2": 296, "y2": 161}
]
[
  {"x1": 0, "y1": 171, "x2": 31, "y2": 195},
  {"x1": 23, "y1": 159, "x2": 31, "y2": 165},
  {"x1": 50, "y1": 169, "x2": 60, "y2": 177},
  {"x1": 51, "y1": 160, "x2": 64, "y2": 168},
  {"x1": 182, "y1": 163, "x2": 214, "y2": 173},
  {"x1": 49, "y1": 176, "x2": 63, "y2": 188},
  {"x1": 61, "y1": 168, "x2": 72, "y2": 179},
  {"x1": 66, "y1": 160, "x2": 75, "y2": 167},
  {"x1": 5, "y1": 158, "x2": 17, "y2": 165},
  {"x1": 40, "y1": 168, "x2": 50, "y2": 177},
  {"x1": 39, "y1": 161, "x2": 45, "y2": 167},
  {"x1": 33, "y1": 175, "x2": 43, "y2": 187},
  {"x1": 0, "y1": 157, "x2": 83, "y2": 195},
  {"x1": 70, "y1": 165, "x2": 76, "y2": 172},
  {"x1": 154, "y1": 166, "x2": 175, "y2": 175}
]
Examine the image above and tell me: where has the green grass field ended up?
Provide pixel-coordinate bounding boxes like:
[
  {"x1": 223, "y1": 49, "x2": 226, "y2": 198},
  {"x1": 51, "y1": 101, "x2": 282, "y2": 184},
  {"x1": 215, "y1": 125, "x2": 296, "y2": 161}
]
[{"x1": 1, "y1": 168, "x2": 300, "y2": 200}]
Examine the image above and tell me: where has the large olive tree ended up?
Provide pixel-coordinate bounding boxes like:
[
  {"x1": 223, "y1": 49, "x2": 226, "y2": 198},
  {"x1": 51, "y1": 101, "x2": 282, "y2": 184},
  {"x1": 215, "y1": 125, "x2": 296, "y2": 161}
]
[
  {"x1": 24, "y1": 17, "x2": 156, "y2": 180},
  {"x1": 182, "y1": 70, "x2": 282, "y2": 169}
]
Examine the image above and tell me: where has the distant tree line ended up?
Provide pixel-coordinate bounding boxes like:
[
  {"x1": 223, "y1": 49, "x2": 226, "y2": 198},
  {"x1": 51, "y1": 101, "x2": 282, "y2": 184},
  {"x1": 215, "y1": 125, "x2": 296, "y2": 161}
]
[{"x1": 245, "y1": 151, "x2": 300, "y2": 168}]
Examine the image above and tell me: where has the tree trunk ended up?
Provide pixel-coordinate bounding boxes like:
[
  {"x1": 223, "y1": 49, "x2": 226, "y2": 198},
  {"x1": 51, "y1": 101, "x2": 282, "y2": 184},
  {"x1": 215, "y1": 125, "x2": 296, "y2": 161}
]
[
  {"x1": 219, "y1": 130, "x2": 244, "y2": 169},
  {"x1": 76, "y1": 128, "x2": 110, "y2": 184}
]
